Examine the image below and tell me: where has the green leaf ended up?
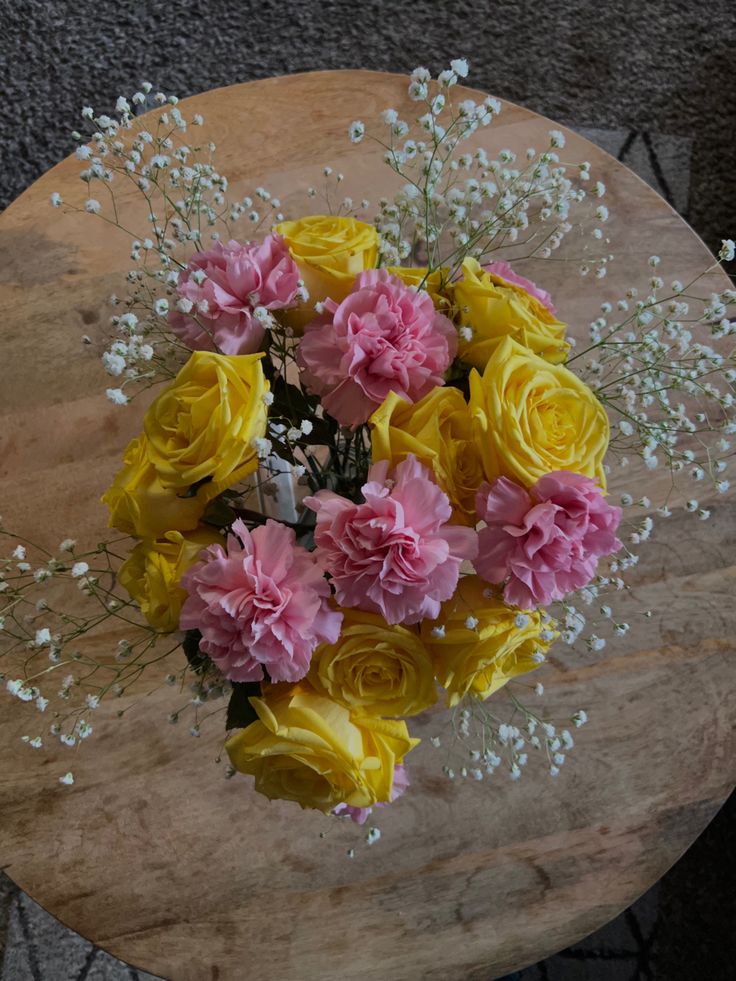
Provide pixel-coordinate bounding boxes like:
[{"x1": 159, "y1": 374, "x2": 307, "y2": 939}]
[
  {"x1": 179, "y1": 475, "x2": 213, "y2": 499},
  {"x1": 226, "y1": 681, "x2": 261, "y2": 730},
  {"x1": 202, "y1": 496, "x2": 236, "y2": 530},
  {"x1": 182, "y1": 629, "x2": 210, "y2": 675}
]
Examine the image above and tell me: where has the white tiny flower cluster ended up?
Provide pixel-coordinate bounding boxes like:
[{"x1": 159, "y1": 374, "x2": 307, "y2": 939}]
[
  {"x1": 579, "y1": 255, "x2": 736, "y2": 495},
  {"x1": 52, "y1": 83, "x2": 283, "y2": 405},
  {"x1": 433, "y1": 692, "x2": 587, "y2": 782},
  {"x1": 361, "y1": 62, "x2": 599, "y2": 274},
  {"x1": 0, "y1": 529, "x2": 206, "y2": 787}
]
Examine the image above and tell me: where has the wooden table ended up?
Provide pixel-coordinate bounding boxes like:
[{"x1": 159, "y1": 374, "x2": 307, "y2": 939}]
[{"x1": 1, "y1": 70, "x2": 734, "y2": 981}]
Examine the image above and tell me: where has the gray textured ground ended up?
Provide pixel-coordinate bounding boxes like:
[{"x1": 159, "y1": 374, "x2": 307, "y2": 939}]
[
  {"x1": 1, "y1": 0, "x2": 735, "y2": 251},
  {"x1": 1, "y1": 1, "x2": 734, "y2": 978}
]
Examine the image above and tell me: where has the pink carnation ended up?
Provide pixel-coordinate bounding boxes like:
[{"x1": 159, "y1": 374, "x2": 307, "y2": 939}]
[
  {"x1": 475, "y1": 471, "x2": 623, "y2": 609},
  {"x1": 297, "y1": 269, "x2": 457, "y2": 427},
  {"x1": 305, "y1": 455, "x2": 478, "y2": 625},
  {"x1": 484, "y1": 260, "x2": 557, "y2": 315},
  {"x1": 168, "y1": 234, "x2": 301, "y2": 354},
  {"x1": 333, "y1": 763, "x2": 410, "y2": 824},
  {"x1": 179, "y1": 519, "x2": 342, "y2": 683}
]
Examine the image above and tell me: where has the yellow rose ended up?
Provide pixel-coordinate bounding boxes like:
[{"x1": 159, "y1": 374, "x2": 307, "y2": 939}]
[
  {"x1": 102, "y1": 434, "x2": 207, "y2": 538},
  {"x1": 469, "y1": 336, "x2": 609, "y2": 489},
  {"x1": 387, "y1": 266, "x2": 452, "y2": 311},
  {"x1": 421, "y1": 576, "x2": 555, "y2": 706},
  {"x1": 309, "y1": 607, "x2": 437, "y2": 717},
  {"x1": 370, "y1": 388, "x2": 484, "y2": 525},
  {"x1": 274, "y1": 215, "x2": 379, "y2": 330},
  {"x1": 117, "y1": 526, "x2": 221, "y2": 632},
  {"x1": 143, "y1": 351, "x2": 268, "y2": 500},
  {"x1": 454, "y1": 257, "x2": 568, "y2": 369},
  {"x1": 226, "y1": 681, "x2": 419, "y2": 812}
]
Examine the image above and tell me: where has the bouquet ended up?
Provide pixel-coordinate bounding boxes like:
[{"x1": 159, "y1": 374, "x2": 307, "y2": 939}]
[{"x1": 2, "y1": 61, "x2": 734, "y2": 840}]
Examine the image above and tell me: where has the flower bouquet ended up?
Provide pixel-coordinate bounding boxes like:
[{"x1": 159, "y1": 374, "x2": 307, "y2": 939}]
[{"x1": 2, "y1": 61, "x2": 734, "y2": 839}]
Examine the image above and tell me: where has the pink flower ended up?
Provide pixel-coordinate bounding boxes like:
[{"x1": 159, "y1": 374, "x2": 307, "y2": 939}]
[
  {"x1": 305, "y1": 456, "x2": 478, "y2": 625},
  {"x1": 297, "y1": 269, "x2": 457, "y2": 427},
  {"x1": 179, "y1": 519, "x2": 342, "y2": 683},
  {"x1": 475, "y1": 471, "x2": 623, "y2": 609},
  {"x1": 333, "y1": 763, "x2": 410, "y2": 824},
  {"x1": 484, "y1": 260, "x2": 557, "y2": 315},
  {"x1": 168, "y1": 234, "x2": 301, "y2": 354}
]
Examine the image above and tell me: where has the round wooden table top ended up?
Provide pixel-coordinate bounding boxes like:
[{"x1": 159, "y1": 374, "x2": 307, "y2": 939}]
[{"x1": 1, "y1": 70, "x2": 734, "y2": 981}]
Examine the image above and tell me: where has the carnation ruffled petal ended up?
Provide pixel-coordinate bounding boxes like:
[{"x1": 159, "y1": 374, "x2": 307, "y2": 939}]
[
  {"x1": 306, "y1": 455, "x2": 478, "y2": 625},
  {"x1": 169, "y1": 234, "x2": 300, "y2": 354},
  {"x1": 475, "y1": 471, "x2": 623, "y2": 608},
  {"x1": 180, "y1": 519, "x2": 342, "y2": 682},
  {"x1": 297, "y1": 269, "x2": 457, "y2": 427}
]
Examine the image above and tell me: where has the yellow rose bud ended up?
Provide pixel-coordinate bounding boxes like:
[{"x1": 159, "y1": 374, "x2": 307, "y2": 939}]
[
  {"x1": 469, "y1": 336, "x2": 609, "y2": 489},
  {"x1": 117, "y1": 526, "x2": 222, "y2": 632},
  {"x1": 386, "y1": 266, "x2": 452, "y2": 312},
  {"x1": 274, "y1": 215, "x2": 379, "y2": 331},
  {"x1": 421, "y1": 576, "x2": 555, "y2": 706},
  {"x1": 102, "y1": 434, "x2": 209, "y2": 538},
  {"x1": 309, "y1": 607, "x2": 437, "y2": 717},
  {"x1": 370, "y1": 388, "x2": 484, "y2": 525},
  {"x1": 454, "y1": 257, "x2": 568, "y2": 369},
  {"x1": 143, "y1": 351, "x2": 268, "y2": 499},
  {"x1": 226, "y1": 681, "x2": 419, "y2": 812}
]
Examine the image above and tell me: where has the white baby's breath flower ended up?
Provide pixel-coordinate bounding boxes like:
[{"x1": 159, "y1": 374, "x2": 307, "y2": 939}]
[
  {"x1": 106, "y1": 388, "x2": 128, "y2": 405},
  {"x1": 50, "y1": 192, "x2": 62, "y2": 207},
  {"x1": 349, "y1": 120, "x2": 365, "y2": 143},
  {"x1": 549, "y1": 129, "x2": 566, "y2": 148},
  {"x1": 71, "y1": 561, "x2": 89, "y2": 578},
  {"x1": 719, "y1": 239, "x2": 735, "y2": 262},
  {"x1": 253, "y1": 437, "x2": 272, "y2": 459},
  {"x1": 102, "y1": 352, "x2": 126, "y2": 376},
  {"x1": 59, "y1": 772, "x2": 75, "y2": 786},
  {"x1": 408, "y1": 79, "x2": 429, "y2": 101},
  {"x1": 85, "y1": 199, "x2": 101, "y2": 214}
]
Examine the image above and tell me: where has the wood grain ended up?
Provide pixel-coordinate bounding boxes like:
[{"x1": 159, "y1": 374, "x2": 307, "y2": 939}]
[{"x1": 1, "y1": 70, "x2": 734, "y2": 981}]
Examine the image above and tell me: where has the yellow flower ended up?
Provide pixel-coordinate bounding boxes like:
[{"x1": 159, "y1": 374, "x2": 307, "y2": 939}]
[
  {"x1": 387, "y1": 266, "x2": 452, "y2": 311},
  {"x1": 226, "y1": 681, "x2": 419, "y2": 812},
  {"x1": 370, "y1": 388, "x2": 484, "y2": 525},
  {"x1": 143, "y1": 351, "x2": 268, "y2": 499},
  {"x1": 274, "y1": 215, "x2": 379, "y2": 330},
  {"x1": 101, "y1": 434, "x2": 208, "y2": 538},
  {"x1": 421, "y1": 576, "x2": 555, "y2": 706},
  {"x1": 469, "y1": 336, "x2": 609, "y2": 489},
  {"x1": 309, "y1": 607, "x2": 437, "y2": 717},
  {"x1": 117, "y1": 527, "x2": 221, "y2": 632},
  {"x1": 454, "y1": 257, "x2": 568, "y2": 369}
]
